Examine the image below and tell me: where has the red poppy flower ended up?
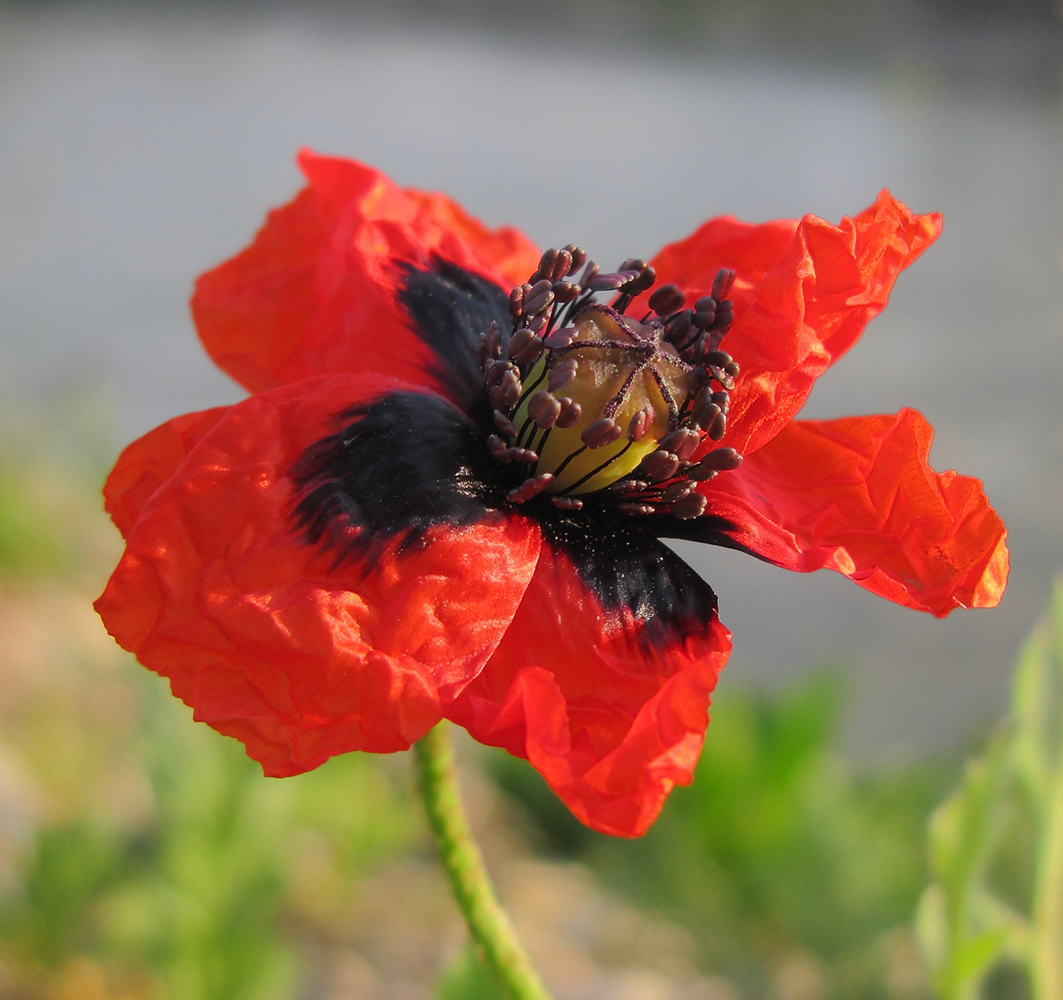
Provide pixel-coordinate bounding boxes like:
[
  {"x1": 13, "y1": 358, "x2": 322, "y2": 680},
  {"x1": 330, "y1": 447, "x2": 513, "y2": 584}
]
[{"x1": 95, "y1": 151, "x2": 1008, "y2": 838}]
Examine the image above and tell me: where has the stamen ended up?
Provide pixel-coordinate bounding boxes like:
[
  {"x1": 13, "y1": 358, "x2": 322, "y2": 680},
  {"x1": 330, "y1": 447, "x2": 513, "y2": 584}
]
[
  {"x1": 509, "y1": 327, "x2": 544, "y2": 365},
  {"x1": 693, "y1": 295, "x2": 716, "y2": 328},
  {"x1": 507, "y1": 473, "x2": 554, "y2": 504},
  {"x1": 522, "y1": 279, "x2": 555, "y2": 318},
  {"x1": 547, "y1": 357, "x2": 579, "y2": 391},
  {"x1": 553, "y1": 281, "x2": 581, "y2": 303},
  {"x1": 581, "y1": 418, "x2": 623, "y2": 449},
  {"x1": 648, "y1": 284, "x2": 686, "y2": 318},
  {"x1": 671, "y1": 492, "x2": 708, "y2": 519},
  {"x1": 527, "y1": 390, "x2": 562, "y2": 430},
  {"x1": 577, "y1": 260, "x2": 599, "y2": 287},
  {"x1": 704, "y1": 350, "x2": 740, "y2": 377},
  {"x1": 657, "y1": 428, "x2": 700, "y2": 462},
  {"x1": 661, "y1": 481, "x2": 696, "y2": 503},
  {"x1": 508, "y1": 285, "x2": 525, "y2": 319},
  {"x1": 509, "y1": 447, "x2": 539, "y2": 464},
  {"x1": 615, "y1": 503, "x2": 655, "y2": 516},
  {"x1": 487, "y1": 435, "x2": 539, "y2": 465},
  {"x1": 488, "y1": 367, "x2": 523, "y2": 411},
  {"x1": 627, "y1": 406, "x2": 654, "y2": 442},
  {"x1": 487, "y1": 434, "x2": 511, "y2": 463},
  {"x1": 484, "y1": 246, "x2": 744, "y2": 514},
  {"x1": 693, "y1": 446, "x2": 744, "y2": 473},
  {"x1": 641, "y1": 450, "x2": 680, "y2": 482},
  {"x1": 543, "y1": 327, "x2": 578, "y2": 349},
  {"x1": 480, "y1": 321, "x2": 503, "y2": 363},
  {"x1": 492, "y1": 410, "x2": 517, "y2": 437},
  {"x1": 712, "y1": 268, "x2": 736, "y2": 300},
  {"x1": 551, "y1": 496, "x2": 584, "y2": 511},
  {"x1": 555, "y1": 398, "x2": 581, "y2": 428},
  {"x1": 690, "y1": 394, "x2": 722, "y2": 432},
  {"x1": 605, "y1": 479, "x2": 648, "y2": 495},
  {"x1": 708, "y1": 411, "x2": 727, "y2": 441}
]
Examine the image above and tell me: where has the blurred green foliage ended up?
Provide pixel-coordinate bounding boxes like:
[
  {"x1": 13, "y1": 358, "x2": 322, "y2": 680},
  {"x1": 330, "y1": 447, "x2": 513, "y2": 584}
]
[
  {"x1": 492, "y1": 671, "x2": 951, "y2": 999},
  {"x1": 917, "y1": 582, "x2": 1063, "y2": 1000},
  {"x1": 0, "y1": 456, "x2": 67, "y2": 575},
  {"x1": 0, "y1": 669, "x2": 419, "y2": 1000}
]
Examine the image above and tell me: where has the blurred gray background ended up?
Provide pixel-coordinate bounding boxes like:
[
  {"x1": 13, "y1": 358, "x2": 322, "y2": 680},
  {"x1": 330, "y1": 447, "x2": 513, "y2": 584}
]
[{"x1": 1, "y1": 0, "x2": 1060, "y2": 759}]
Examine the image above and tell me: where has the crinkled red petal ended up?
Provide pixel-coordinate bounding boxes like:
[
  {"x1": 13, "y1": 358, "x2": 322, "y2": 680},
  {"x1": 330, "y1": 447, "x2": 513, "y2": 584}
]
[
  {"x1": 95, "y1": 374, "x2": 541, "y2": 774},
  {"x1": 103, "y1": 406, "x2": 232, "y2": 540},
  {"x1": 645, "y1": 190, "x2": 941, "y2": 457},
  {"x1": 192, "y1": 150, "x2": 540, "y2": 399},
  {"x1": 647, "y1": 213, "x2": 798, "y2": 318},
  {"x1": 446, "y1": 542, "x2": 732, "y2": 838},
  {"x1": 700, "y1": 408, "x2": 1009, "y2": 616}
]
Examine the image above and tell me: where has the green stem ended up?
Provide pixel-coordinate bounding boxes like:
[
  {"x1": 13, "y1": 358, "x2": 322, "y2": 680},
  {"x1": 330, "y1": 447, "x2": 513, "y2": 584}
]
[{"x1": 414, "y1": 722, "x2": 553, "y2": 1000}]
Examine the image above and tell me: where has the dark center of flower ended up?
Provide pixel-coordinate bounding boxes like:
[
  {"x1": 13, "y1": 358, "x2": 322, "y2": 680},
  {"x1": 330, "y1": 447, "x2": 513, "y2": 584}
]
[{"x1": 480, "y1": 246, "x2": 743, "y2": 519}]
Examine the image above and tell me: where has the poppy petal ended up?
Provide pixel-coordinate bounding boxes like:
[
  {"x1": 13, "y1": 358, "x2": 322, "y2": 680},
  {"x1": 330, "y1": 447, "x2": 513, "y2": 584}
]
[
  {"x1": 648, "y1": 214, "x2": 797, "y2": 318},
  {"x1": 447, "y1": 530, "x2": 731, "y2": 838},
  {"x1": 95, "y1": 374, "x2": 541, "y2": 775},
  {"x1": 191, "y1": 151, "x2": 539, "y2": 401},
  {"x1": 646, "y1": 190, "x2": 941, "y2": 456},
  {"x1": 687, "y1": 408, "x2": 1008, "y2": 616},
  {"x1": 103, "y1": 405, "x2": 232, "y2": 539}
]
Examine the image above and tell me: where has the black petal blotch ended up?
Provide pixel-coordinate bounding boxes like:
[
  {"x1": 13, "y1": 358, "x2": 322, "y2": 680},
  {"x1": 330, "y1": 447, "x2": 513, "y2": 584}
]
[
  {"x1": 540, "y1": 516, "x2": 721, "y2": 651},
  {"x1": 291, "y1": 391, "x2": 505, "y2": 560},
  {"x1": 398, "y1": 258, "x2": 511, "y2": 419}
]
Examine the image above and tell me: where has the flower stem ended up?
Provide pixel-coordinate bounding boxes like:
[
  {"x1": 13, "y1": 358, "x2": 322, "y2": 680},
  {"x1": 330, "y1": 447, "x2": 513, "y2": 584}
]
[{"x1": 414, "y1": 721, "x2": 553, "y2": 1000}]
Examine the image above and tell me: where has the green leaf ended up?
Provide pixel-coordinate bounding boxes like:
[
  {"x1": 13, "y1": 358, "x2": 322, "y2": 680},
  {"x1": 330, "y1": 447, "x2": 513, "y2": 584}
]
[{"x1": 917, "y1": 577, "x2": 1063, "y2": 1000}]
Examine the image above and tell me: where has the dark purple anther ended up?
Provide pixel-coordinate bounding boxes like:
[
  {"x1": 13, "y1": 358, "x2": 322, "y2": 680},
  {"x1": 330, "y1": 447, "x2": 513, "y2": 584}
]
[
  {"x1": 493, "y1": 409, "x2": 517, "y2": 438},
  {"x1": 641, "y1": 450, "x2": 680, "y2": 482},
  {"x1": 555, "y1": 398, "x2": 582, "y2": 428},
  {"x1": 615, "y1": 503, "x2": 655, "y2": 516},
  {"x1": 509, "y1": 327, "x2": 544, "y2": 365},
  {"x1": 581, "y1": 418, "x2": 622, "y2": 449},
  {"x1": 551, "y1": 496, "x2": 584, "y2": 511},
  {"x1": 528, "y1": 390, "x2": 562, "y2": 429},
  {"x1": 487, "y1": 434, "x2": 511, "y2": 462},
  {"x1": 671, "y1": 492, "x2": 708, "y2": 519},
  {"x1": 691, "y1": 397, "x2": 722, "y2": 432},
  {"x1": 661, "y1": 481, "x2": 696, "y2": 503},
  {"x1": 697, "y1": 447, "x2": 743, "y2": 472},
  {"x1": 508, "y1": 285, "x2": 525, "y2": 318},
  {"x1": 627, "y1": 406, "x2": 654, "y2": 442},
  {"x1": 648, "y1": 284, "x2": 686, "y2": 317},
  {"x1": 548, "y1": 357, "x2": 578, "y2": 391},
  {"x1": 523, "y1": 278, "x2": 555, "y2": 316},
  {"x1": 588, "y1": 272, "x2": 629, "y2": 292},
  {"x1": 563, "y1": 245, "x2": 586, "y2": 273},
  {"x1": 543, "y1": 326, "x2": 578, "y2": 349},
  {"x1": 708, "y1": 410, "x2": 727, "y2": 441},
  {"x1": 507, "y1": 472, "x2": 554, "y2": 504},
  {"x1": 711, "y1": 268, "x2": 736, "y2": 300}
]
